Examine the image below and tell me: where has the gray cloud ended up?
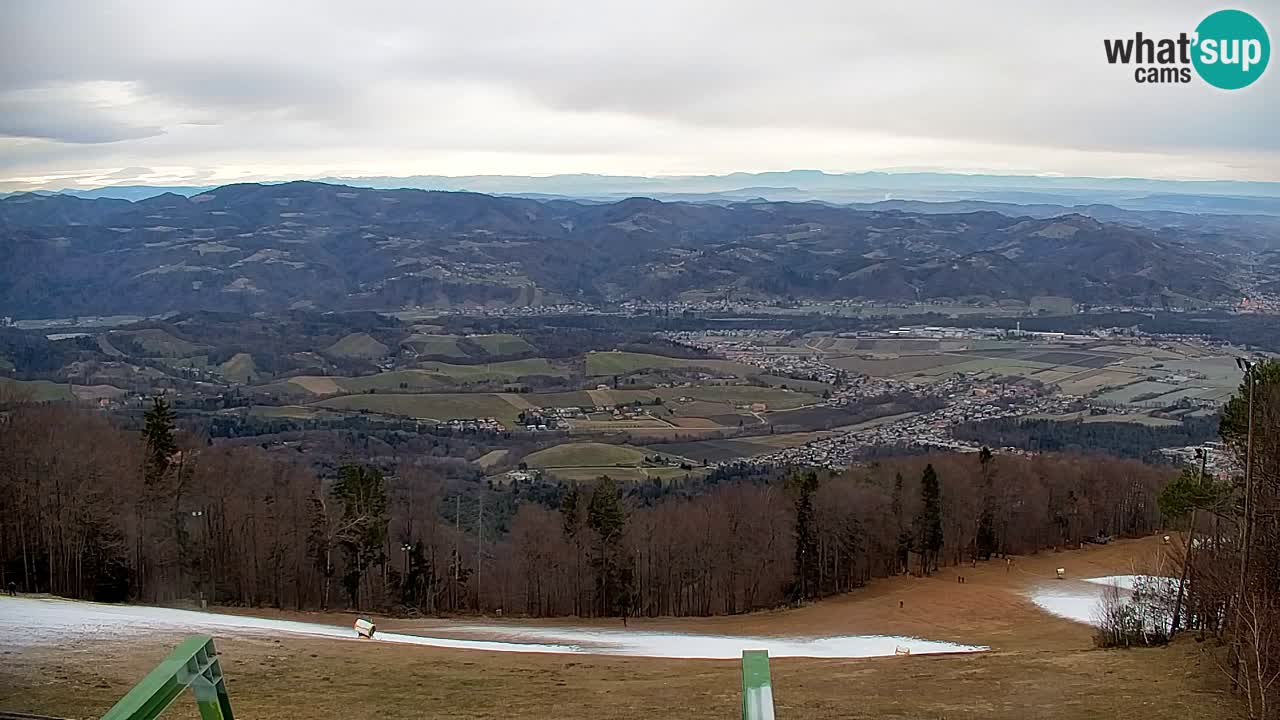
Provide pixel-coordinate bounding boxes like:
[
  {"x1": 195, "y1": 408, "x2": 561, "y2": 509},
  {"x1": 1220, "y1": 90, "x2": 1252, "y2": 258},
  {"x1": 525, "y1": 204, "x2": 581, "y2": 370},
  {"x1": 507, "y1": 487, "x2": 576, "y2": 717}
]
[
  {"x1": 0, "y1": 0, "x2": 1276, "y2": 188},
  {"x1": 0, "y1": 91, "x2": 165, "y2": 144}
]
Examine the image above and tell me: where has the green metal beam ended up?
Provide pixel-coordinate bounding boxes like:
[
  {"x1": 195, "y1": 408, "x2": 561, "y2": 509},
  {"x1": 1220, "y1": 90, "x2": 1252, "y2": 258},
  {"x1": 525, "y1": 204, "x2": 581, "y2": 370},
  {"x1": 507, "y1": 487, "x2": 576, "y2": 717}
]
[
  {"x1": 101, "y1": 635, "x2": 234, "y2": 720},
  {"x1": 741, "y1": 649, "x2": 775, "y2": 720}
]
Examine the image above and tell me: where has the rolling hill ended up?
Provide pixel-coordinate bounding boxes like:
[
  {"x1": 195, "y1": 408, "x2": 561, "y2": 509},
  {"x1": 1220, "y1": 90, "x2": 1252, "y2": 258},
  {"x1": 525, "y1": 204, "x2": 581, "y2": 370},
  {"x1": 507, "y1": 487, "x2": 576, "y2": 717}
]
[{"x1": 0, "y1": 181, "x2": 1255, "y2": 318}]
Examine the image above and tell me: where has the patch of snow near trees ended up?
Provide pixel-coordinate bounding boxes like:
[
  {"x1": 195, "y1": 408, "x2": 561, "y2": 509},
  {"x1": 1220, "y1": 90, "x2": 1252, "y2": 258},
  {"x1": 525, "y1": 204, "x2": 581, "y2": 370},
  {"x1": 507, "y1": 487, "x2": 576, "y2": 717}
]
[
  {"x1": 1029, "y1": 574, "x2": 1179, "y2": 644},
  {"x1": 0, "y1": 596, "x2": 986, "y2": 659}
]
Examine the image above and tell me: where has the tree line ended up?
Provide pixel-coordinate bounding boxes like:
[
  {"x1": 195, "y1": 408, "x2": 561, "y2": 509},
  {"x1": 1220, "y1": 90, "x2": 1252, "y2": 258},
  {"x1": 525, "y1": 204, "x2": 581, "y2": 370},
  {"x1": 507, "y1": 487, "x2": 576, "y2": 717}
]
[
  {"x1": 953, "y1": 414, "x2": 1219, "y2": 460},
  {"x1": 1159, "y1": 359, "x2": 1280, "y2": 718},
  {"x1": 1, "y1": 395, "x2": 1173, "y2": 618}
]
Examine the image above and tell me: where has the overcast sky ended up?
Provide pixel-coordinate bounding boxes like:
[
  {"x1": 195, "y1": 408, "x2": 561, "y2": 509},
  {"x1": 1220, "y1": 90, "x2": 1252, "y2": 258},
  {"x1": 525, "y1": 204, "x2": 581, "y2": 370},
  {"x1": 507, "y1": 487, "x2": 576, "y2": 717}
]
[{"x1": 1, "y1": 0, "x2": 1276, "y2": 191}]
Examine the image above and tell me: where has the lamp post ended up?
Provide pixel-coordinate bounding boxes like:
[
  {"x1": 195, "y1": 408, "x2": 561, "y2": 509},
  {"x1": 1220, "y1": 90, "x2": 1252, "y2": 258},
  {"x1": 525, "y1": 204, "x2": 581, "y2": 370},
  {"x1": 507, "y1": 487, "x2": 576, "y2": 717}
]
[{"x1": 401, "y1": 542, "x2": 412, "y2": 578}]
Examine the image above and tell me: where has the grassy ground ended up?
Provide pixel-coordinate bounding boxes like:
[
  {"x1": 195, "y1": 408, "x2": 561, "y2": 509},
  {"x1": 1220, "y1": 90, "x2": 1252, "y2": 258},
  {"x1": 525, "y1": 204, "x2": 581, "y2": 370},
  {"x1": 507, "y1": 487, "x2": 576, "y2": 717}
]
[
  {"x1": 314, "y1": 393, "x2": 522, "y2": 423},
  {"x1": 281, "y1": 360, "x2": 566, "y2": 397},
  {"x1": 523, "y1": 442, "x2": 652, "y2": 468},
  {"x1": 0, "y1": 377, "x2": 75, "y2": 401},
  {"x1": 0, "y1": 537, "x2": 1236, "y2": 720},
  {"x1": 467, "y1": 333, "x2": 536, "y2": 356},
  {"x1": 585, "y1": 351, "x2": 755, "y2": 377},
  {"x1": 475, "y1": 449, "x2": 509, "y2": 469},
  {"x1": 108, "y1": 328, "x2": 208, "y2": 357},
  {"x1": 219, "y1": 352, "x2": 258, "y2": 384},
  {"x1": 324, "y1": 332, "x2": 390, "y2": 360},
  {"x1": 404, "y1": 334, "x2": 469, "y2": 357}
]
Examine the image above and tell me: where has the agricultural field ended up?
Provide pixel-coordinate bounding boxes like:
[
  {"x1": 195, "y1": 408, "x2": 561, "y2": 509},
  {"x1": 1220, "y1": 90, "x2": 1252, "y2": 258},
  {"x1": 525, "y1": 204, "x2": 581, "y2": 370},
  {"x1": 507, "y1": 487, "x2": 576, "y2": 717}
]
[
  {"x1": 69, "y1": 384, "x2": 128, "y2": 402},
  {"x1": 520, "y1": 442, "x2": 699, "y2": 483},
  {"x1": 107, "y1": 328, "x2": 208, "y2": 357},
  {"x1": 585, "y1": 351, "x2": 755, "y2": 377},
  {"x1": 246, "y1": 405, "x2": 346, "y2": 420},
  {"x1": 401, "y1": 334, "x2": 469, "y2": 358},
  {"x1": 474, "y1": 449, "x2": 509, "y2": 469},
  {"x1": 539, "y1": 465, "x2": 699, "y2": 483},
  {"x1": 652, "y1": 430, "x2": 835, "y2": 464},
  {"x1": 522, "y1": 442, "x2": 652, "y2": 468},
  {"x1": 1055, "y1": 368, "x2": 1143, "y2": 396},
  {"x1": 324, "y1": 332, "x2": 390, "y2": 360},
  {"x1": 278, "y1": 359, "x2": 567, "y2": 396},
  {"x1": 313, "y1": 393, "x2": 523, "y2": 423},
  {"x1": 0, "y1": 378, "x2": 75, "y2": 401},
  {"x1": 598, "y1": 385, "x2": 818, "y2": 412},
  {"x1": 466, "y1": 333, "x2": 536, "y2": 356},
  {"x1": 219, "y1": 353, "x2": 259, "y2": 384},
  {"x1": 827, "y1": 354, "x2": 969, "y2": 377}
]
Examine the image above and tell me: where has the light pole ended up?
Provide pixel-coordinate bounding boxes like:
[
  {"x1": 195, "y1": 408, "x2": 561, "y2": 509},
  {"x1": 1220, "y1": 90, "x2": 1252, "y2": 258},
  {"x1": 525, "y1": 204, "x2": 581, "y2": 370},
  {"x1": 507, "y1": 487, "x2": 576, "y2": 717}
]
[{"x1": 401, "y1": 542, "x2": 412, "y2": 578}]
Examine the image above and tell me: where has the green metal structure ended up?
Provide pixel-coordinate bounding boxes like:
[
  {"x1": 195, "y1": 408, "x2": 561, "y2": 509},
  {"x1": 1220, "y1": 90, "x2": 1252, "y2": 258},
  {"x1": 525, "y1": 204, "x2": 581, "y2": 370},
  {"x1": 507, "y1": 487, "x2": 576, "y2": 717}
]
[
  {"x1": 100, "y1": 635, "x2": 234, "y2": 720},
  {"x1": 741, "y1": 649, "x2": 775, "y2": 720},
  {"x1": 94, "y1": 633, "x2": 765, "y2": 719}
]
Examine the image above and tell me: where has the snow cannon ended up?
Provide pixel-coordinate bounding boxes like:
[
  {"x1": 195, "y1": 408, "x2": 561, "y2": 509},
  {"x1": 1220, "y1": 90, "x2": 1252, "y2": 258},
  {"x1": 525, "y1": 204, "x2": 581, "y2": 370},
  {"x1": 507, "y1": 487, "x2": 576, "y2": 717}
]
[
  {"x1": 1055, "y1": 568, "x2": 1066, "y2": 580},
  {"x1": 354, "y1": 617, "x2": 377, "y2": 639}
]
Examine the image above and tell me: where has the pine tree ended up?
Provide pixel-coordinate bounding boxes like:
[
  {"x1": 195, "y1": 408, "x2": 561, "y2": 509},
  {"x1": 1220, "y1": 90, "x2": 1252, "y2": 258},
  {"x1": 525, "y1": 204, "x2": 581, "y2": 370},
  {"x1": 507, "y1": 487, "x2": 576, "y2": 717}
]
[
  {"x1": 789, "y1": 470, "x2": 820, "y2": 600},
  {"x1": 891, "y1": 471, "x2": 911, "y2": 574},
  {"x1": 915, "y1": 464, "x2": 944, "y2": 574},
  {"x1": 561, "y1": 483, "x2": 586, "y2": 615},
  {"x1": 331, "y1": 464, "x2": 389, "y2": 609},
  {"x1": 141, "y1": 396, "x2": 176, "y2": 486},
  {"x1": 587, "y1": 476, "x2": 631, "y2": 617},
  {"x1": 976, "y1": 447, "x2": 997, "y2": 560}
]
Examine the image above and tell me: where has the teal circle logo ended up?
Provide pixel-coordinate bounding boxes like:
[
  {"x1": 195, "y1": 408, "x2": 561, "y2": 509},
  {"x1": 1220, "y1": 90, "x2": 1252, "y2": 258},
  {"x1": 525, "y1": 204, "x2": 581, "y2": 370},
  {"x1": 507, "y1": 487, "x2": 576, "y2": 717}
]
[{"x1": 1192, "y1": 9, "x2": 1270, "y2": 89}]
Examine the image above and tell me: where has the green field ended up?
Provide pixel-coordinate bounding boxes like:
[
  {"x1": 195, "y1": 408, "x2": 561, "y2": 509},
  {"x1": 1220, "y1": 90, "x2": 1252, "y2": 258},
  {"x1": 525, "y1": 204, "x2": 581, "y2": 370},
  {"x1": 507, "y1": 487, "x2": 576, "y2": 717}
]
[
  {"x1": 523, "y1": 442, "x2": 651, "y2": 468},
  {"x1": 282, "y1": 359, "x2": 566, "y2": 396},
  {"x1": 403, "y1": 334, "x2": 468, "y2": 358},
  {"x1": 585, "y1": 351, "x2": 754, "y2": 377},
  {"x1": 467, "y1": 333, "x2": 536, "y2": 356},
  {"x1": 325, "y1": 332, "x2": 390, "y2": 360},
  {"x1": 543, "y1": 465, "x2": 701, "y2": 483},
  {"x1": 519, "y1": 391, "x2": 597, "y2": 408},
  {"x1": 219, "y1": 353, "x2": 259, "y2": 384},
  {"x1": 109, "y1": 328, "x2": 207, "y2": 357},
  {"x1": 313, "y1": 393, "x2": 521, "y2": 422},
  {"x1": 414, "y1": 358, "x2": 565, "y2": 382},
  {"x1": 671, "y1": 385, "x2": 815, "y2": 410},
  {"x1": 0, "y1": 378, "x2": 74, "y2": 401},
  {"x1": 247, "y1": 405, "x2": 336, "y2": 420},
  {"x1": 599, "y1": 385, "x2": 816, "y2": 411}
]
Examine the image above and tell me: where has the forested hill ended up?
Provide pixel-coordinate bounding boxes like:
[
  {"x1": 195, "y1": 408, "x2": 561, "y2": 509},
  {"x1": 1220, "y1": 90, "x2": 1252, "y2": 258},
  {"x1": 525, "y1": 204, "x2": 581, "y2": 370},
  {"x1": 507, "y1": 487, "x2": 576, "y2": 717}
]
[
  {"x1": 0, "y1": 181, "x2": 1247, "y2": 317},
  {"x1": 952, "y1": 416, "x2": 1219, "y2": 460}
]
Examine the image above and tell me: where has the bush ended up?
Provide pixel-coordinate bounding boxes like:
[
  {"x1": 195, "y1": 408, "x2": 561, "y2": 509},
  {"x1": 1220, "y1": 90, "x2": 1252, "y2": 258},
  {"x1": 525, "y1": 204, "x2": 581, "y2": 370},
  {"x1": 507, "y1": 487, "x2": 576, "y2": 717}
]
[{"x1": 1093, "y1": 578, "x2": 1173, "y2": 648}]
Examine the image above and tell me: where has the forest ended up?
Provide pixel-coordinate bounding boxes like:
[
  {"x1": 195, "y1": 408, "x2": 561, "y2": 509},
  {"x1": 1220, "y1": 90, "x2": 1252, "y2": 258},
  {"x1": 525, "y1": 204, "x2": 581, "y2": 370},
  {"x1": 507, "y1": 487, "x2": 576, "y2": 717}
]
[
  {"x1": 3, "y1": 363, "x2": 1278, "y2": 714},
  {"x1": 953, "y1": 415, "x2": 1219, "y2": 460},
  {"x1": 0, "y1": 399, "x2": 1171, "y2": 615},
  {"x1": 1159, "y1": 359, "x2": 1280, "y2": 717}
]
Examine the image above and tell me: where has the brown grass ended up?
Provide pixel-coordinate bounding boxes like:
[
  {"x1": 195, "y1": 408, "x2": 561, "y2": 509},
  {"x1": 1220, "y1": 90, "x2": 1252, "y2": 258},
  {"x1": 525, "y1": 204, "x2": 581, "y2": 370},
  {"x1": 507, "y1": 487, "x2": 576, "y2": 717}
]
[{"x1": 0, "y1": 538, "x2": 1237, "y2": 720}]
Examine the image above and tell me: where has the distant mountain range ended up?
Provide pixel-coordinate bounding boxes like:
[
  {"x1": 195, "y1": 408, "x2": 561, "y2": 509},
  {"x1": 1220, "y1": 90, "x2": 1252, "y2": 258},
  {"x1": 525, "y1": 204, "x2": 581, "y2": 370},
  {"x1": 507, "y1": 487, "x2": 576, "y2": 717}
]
[
  {"x1": 7, "y1": 170, "x2": 1280, "y2": 216},
  {"x1": 0, "y1": 181, "x2": 1270, "y2": 319}
]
